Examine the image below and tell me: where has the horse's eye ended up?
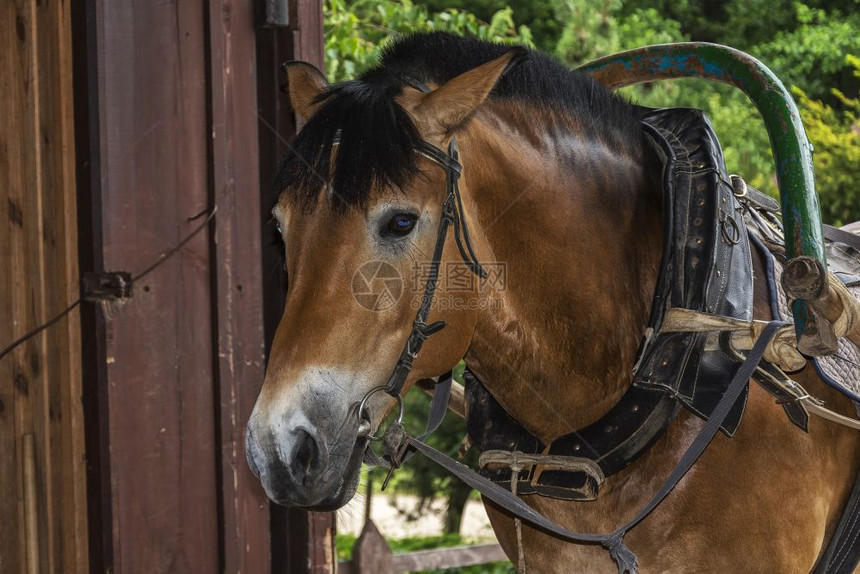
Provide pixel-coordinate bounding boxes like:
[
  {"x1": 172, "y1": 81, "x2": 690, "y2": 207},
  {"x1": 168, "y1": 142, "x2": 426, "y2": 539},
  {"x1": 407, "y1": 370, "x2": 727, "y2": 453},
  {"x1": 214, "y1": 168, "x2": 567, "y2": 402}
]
[{"x1": 383, "y1": 213, "x2": 418, "y2": 237}]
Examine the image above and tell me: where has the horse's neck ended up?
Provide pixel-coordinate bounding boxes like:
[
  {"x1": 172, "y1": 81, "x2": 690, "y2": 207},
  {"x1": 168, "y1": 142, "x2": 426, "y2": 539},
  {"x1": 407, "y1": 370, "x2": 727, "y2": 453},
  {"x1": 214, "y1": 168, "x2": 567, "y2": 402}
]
[{"x1": 462, "y1": 107, "x2": 663, "y2": 442}]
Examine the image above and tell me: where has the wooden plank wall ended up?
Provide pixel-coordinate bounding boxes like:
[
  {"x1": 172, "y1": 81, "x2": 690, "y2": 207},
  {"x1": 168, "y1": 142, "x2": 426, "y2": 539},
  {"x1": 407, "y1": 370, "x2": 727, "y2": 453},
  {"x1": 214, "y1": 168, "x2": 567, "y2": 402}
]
[
  {"x1": 93, "y1": 0, "x2": 221, "y2": 571},
  {"x1": 76, "y1": 0, "x2": 328, "y2": 572},
  {"x1": 0, "y1": 0, "x2": 88, "y2": 572}
]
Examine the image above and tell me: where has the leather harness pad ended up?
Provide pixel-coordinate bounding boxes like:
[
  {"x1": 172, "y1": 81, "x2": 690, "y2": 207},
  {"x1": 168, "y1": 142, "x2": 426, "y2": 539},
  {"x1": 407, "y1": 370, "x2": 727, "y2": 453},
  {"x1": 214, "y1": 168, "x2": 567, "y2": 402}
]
[
  {"x1": 634, "y1": 108, "x2": 754, "y2": 433},
  {"x1": 468, "y1": 108, "x2": 757, "y2": 500}
]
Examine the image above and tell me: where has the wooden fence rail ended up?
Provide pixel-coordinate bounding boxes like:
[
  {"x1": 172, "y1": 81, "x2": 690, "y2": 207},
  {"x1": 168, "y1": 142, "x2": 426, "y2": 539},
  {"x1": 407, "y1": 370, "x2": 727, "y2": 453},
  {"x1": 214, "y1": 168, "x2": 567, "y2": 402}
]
[{"x1": 338, "y1": 520, "x2": 509, "y2": 574}]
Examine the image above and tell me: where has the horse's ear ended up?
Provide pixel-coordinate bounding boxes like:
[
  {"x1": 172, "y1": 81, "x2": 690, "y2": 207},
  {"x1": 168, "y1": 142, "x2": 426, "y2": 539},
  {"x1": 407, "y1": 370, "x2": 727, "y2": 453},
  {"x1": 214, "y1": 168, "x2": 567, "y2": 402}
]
[
  {"x1": 284, "y1": 61, "x2": 329, "y2": 121},
  {"x1": 413, "y1": 47, "x2": 528, "y2": 138}
]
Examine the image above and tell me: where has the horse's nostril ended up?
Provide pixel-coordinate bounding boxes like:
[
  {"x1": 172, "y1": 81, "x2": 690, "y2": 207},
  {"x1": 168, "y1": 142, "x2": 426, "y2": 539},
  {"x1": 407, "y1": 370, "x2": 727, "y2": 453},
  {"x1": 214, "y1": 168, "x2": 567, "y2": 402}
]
[{"x1": 291, "y1": 427, "x2": 325, "y2": 485}]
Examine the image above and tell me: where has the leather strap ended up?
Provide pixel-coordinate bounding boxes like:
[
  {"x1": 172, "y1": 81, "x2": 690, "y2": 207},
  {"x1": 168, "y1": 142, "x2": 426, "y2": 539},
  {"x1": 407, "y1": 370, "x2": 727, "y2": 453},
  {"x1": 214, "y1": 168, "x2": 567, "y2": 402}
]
[
  {"x1": 384, "y1": 138, "x2": 486, "y2": 398},
  {"x1": 813, "y1": 463, "x2": 860, "y2": 574},
  {"x1": 397, "y1": 321, "x2": 785, "y2": 574}
]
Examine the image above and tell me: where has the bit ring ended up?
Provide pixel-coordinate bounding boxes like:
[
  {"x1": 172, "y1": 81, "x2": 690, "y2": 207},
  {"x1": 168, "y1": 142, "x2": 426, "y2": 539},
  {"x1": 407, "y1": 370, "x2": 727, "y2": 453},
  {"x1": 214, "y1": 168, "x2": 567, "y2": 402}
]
[{"x1": 356, "y1": 386, "x2": 403, "y2": 442}]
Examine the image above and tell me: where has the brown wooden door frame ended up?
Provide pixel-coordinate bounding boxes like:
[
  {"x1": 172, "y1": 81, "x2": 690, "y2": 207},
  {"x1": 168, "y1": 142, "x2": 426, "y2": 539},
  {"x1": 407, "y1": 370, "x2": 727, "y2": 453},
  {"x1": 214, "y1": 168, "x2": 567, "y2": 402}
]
[
  {"x1": 256, "y1": 2, "x2": 338, "y2": 573},
  {"x1": 71, "y1": 0, "x2": 333, "y2": 571}
]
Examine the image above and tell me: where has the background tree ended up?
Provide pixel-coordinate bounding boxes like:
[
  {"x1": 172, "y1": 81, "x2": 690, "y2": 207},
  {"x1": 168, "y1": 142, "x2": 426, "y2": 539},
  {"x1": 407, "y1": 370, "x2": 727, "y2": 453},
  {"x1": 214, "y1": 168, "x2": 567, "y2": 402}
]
[{"x1": 324, "y1": 0, "x2": 532, "y2": 82}]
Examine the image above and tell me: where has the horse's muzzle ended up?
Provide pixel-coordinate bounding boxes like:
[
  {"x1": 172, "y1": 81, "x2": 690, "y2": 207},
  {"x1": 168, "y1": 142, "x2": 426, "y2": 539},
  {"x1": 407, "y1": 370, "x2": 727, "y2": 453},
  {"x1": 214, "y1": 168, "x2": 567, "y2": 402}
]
[{"x1": 245, "y1": 413, "x2": 364, "y2": 509}]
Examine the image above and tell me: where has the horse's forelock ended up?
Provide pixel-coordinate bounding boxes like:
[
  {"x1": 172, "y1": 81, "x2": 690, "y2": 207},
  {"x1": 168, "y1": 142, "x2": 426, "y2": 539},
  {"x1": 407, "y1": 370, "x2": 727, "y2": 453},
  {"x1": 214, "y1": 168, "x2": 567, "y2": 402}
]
[{"x1": 274, "y1": 78, "x2": 424, "y2": 214}]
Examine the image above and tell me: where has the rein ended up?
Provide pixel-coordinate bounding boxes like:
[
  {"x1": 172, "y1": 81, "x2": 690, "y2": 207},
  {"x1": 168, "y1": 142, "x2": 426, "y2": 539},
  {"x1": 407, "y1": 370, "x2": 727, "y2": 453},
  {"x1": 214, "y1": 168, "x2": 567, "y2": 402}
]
[{"x1": 380, "y1": 139, "x2": 486, "y2": 400}]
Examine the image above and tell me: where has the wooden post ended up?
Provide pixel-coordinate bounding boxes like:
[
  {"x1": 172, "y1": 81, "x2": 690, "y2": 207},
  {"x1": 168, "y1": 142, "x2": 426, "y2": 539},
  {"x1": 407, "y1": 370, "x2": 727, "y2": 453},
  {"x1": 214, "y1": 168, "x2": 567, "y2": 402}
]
[
  {"x1": 87, "y1": 1, "x2": 220, "y2": 570},
  {"x1": 207, "y1": 0, "x2": 273, "y2": 571},
  {"x1": 309, "y1": 512, "x2": 339, "y2": 573},
  {"x1": 353, "y1": 521, "x2": 393, "y2": 574},
  {"x1": 73, "y1": 0, "x2": 330, "y2": 569}
]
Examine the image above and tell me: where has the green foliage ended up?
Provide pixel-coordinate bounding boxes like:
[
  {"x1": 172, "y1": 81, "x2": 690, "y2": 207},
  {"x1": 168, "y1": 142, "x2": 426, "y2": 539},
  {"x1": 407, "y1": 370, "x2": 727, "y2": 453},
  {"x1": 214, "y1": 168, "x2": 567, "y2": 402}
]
[
  {"x1": 792, "y1": 55, "x2": 860, "y2": 226},
  {"x1": 551, "y1": 0, "x2": 687, "y2": 64},
  {"x1": 324, "y1": 0, "x2": 533, "y2": 82},
  {"x1": 422, "y1": 0, "x2": 560, "y2": 52},
  {"x1": 615, "y1": 0, "x2": 798, "y2": 47},
  {"x1": 754, "y1": 4, "x2": 860, "y2": 103}
]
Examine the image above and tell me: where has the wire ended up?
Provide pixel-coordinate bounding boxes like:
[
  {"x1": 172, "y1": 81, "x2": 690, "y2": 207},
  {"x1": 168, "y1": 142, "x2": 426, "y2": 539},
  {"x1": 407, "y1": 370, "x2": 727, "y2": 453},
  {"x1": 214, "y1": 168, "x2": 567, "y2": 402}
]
[
  {"x1": 0, "y1": 206, "x2": 217, "y2": 364},
  {"x1": 131, "y1": 206, "x2": 217, "y2": 283},
  {"x1": 0, "y1": 300, "x2": 82, "y2": 362}
]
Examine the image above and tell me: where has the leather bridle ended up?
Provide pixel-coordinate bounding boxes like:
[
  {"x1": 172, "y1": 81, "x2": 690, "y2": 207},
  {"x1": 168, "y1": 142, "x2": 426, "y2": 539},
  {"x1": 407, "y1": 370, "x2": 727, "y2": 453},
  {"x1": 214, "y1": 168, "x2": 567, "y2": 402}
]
[{"x1": 355, "y1": 136, "x2": 487, "y2": 440}]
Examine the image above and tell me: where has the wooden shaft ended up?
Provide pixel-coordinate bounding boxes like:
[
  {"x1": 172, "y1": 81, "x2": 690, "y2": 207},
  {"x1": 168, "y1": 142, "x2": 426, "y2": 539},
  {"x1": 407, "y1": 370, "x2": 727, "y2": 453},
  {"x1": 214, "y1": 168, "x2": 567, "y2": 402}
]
[
  {"x1": 782, "y1": 256, "x2": 860, "y2": 349},
  {"x1": 417, "y1": 379, "x2": 466, "y2": 419},
  {"x1": 782, "y1": 257, "x2": 842, "y2": 317},
  {"x1": 782, "y1": 257, "x2": 840, "y2": 355}
]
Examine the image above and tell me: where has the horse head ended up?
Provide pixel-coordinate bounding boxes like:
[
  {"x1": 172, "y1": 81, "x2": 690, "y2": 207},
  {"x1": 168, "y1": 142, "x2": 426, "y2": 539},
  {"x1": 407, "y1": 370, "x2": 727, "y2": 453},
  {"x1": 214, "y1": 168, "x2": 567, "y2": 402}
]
[{"x1": 245, "y1": 50, "x2": 521, "y2": 510}]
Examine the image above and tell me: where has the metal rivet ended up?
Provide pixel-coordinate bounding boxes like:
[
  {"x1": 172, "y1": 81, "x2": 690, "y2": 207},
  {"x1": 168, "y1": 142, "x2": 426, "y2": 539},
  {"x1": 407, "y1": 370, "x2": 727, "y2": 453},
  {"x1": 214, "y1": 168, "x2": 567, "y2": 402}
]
[
  {"x1": 604, "y1": 425, "x2": 615, "y2": 434},
  {"x1": 572, "y1": 444, "x2": 581, "y2": 451},
  {"x1": 693, "y1": 217, "x2": 703, "y2": 226},
  {"x1": 697, "y1": 198, "x2": 706, "y2": 206},
  {"x1": 695, "y1": 237, "x2": 702, "y2": 244},
  {"x1": 716, "y1": 270, "x2": 722, "y2": 277},
  {"x1": 631, "y1": 404, "x2": 639, "y2": 413}
]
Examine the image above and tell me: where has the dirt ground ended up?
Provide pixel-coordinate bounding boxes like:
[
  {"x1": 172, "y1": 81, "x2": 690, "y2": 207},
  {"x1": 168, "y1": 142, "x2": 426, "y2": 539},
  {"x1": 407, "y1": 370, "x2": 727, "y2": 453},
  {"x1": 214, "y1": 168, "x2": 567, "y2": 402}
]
[{"x1": 337, "y1": 493, "x2": 497, "y2": 540}]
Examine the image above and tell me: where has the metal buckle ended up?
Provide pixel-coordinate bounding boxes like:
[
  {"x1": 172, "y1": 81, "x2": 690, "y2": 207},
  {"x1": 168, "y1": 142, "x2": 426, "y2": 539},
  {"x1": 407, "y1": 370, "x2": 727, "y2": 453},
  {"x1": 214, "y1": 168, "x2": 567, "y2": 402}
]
[{"x1": 730, "y1": 174, "x2": 748, "y2": 198}]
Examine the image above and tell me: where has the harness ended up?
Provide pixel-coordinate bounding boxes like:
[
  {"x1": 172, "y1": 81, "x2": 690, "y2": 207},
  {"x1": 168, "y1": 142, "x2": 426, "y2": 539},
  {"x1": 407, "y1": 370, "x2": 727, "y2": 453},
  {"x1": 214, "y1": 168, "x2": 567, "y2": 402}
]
[
  {"x1": 352, "y1": 107, "x2": 860, "y2": 573},
  {"x1": 471, "y1": 108, "x2": 760, "y2": 501}
]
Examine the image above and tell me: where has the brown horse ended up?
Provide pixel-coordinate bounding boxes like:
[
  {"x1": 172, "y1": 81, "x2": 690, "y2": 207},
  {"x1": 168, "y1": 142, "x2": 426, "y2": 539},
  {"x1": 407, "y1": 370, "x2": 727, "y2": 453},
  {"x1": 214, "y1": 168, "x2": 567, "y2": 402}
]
[{"x1": 245, "y1": 33, "x2": 860, "y2": 572}]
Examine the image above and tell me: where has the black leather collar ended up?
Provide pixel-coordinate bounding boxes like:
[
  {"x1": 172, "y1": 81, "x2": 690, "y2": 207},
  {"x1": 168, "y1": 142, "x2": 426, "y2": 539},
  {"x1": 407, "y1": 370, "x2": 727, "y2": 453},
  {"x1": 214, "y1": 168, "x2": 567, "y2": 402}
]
[{"x1": 467, "y1": 108, "x2": 757, "y2": 500}]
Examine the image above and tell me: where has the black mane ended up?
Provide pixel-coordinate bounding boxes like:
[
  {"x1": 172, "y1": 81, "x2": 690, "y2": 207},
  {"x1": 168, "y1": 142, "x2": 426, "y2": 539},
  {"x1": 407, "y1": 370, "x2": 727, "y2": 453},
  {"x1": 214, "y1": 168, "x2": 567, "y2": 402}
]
[{"x1": 275, "y1": 32, "x2": 642, "y2": 211}]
